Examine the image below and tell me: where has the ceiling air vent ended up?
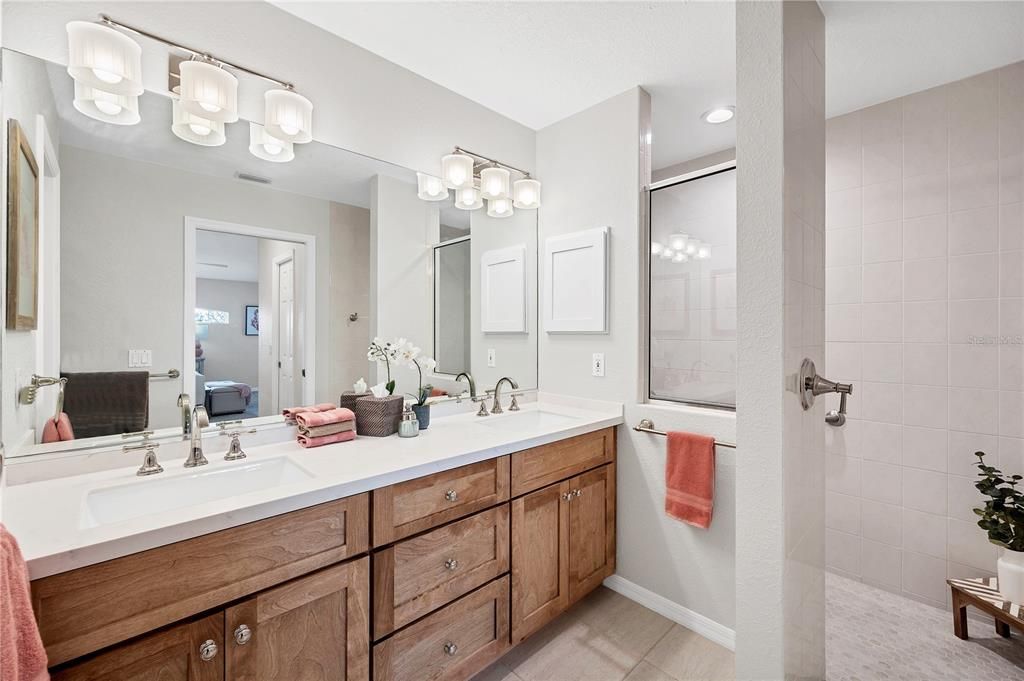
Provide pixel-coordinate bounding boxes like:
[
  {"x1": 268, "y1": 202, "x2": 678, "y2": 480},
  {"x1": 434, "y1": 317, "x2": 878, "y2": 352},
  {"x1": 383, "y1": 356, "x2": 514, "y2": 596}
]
[{"x1": 235, "y1": 172, "x2": 271, "y2": 185}]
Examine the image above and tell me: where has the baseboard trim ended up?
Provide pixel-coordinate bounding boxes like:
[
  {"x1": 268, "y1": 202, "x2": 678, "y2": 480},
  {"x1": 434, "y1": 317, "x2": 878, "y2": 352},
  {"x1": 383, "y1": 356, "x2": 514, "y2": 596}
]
[{"x1": 603, "y1": 574, "x2": 735, "y2": 651}]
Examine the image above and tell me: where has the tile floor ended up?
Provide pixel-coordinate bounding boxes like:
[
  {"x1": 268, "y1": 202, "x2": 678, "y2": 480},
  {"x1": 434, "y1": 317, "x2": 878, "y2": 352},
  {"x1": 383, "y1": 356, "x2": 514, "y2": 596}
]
[
  {"x1": 826, "y1": 572, "x2": 1024, "y2": 680},
  {"x1": 472, "y1": 587, "x2": 734, "y2": 681}
]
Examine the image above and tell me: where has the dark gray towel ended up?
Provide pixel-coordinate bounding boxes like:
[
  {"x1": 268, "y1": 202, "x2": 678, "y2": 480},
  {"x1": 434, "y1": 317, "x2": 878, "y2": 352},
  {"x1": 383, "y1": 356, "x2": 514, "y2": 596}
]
[{"x1": 61, "y1": 371, "x2": 149, "y2": 438}]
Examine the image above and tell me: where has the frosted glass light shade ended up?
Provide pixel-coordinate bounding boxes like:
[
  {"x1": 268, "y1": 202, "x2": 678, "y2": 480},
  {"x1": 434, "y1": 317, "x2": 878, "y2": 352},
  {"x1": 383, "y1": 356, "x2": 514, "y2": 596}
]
[
  {"x1": 684, "y1": 238, "x2": 699, "y2": 255},
  {"x1": 480, "y1": 167, "x2": 510, "y2": 200},
  {"x1": 179, "y1": 61, "x2": 238, "y2": 123},
  {"x1": 512, "y1": 178, "x2": 541, "y2": 209},
  {"x1": 651, "y1": 242, "x2": 664, "y2": 256},
  {"x1": 454, "y1": 185, "x2": 482, "y2": 210},
  {"x1": 672, "y1": 252, "x2": 688, "y2": 263},
  {"x1": 441, "y1": 153, "x2": 475, "y2": 190},
  {"x1": 669, "y1": 233, "x2": 688, "y2": 250},
  {"x1": 264, "y1": 89, "x2": 313, "y2": 143},
  {"x1": 417, "y1": 173, "x2": 449, "y2": 201},
  {"x1": 72, "y1": 81, "x2": 140, "y2": 125},
  {"x1": 249, "y1": 123, "x2": 294, "y2": 162},
  {"x1": 487, "y1": 197, "x2": 514, "y2": 218},
  {"x1": 660, "y1": 248, "x2": 675, "y2": 260},
  {"x1": 66, "y1": 21, "x2": 143, "y2": 96},
  {"x1": 171, "y1": 100, "x2": 226, "y2": 146},
  {"x1": 697, "y1": 242, "x2": 712, "y2": 259}
]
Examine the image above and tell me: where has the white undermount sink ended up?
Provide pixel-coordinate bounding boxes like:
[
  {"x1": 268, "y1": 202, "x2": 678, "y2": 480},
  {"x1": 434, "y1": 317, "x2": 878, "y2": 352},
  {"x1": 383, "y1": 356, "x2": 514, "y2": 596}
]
[
  {"x1": 82, "y1": 457, "x2": 313, "y2": 529},
  {"x1": 476, "y1": 409, "x2": 581, "y2": 431}
]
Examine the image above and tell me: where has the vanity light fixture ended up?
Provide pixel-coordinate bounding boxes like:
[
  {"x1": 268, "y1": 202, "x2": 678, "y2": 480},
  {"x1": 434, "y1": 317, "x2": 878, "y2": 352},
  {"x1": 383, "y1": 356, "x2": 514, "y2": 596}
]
[
  {"x1": 513, "y1": 178, "x2": 541, "y2": 209},
  {"x1": 487, "y1": 196, "x2": 514, "y2": 219},
  {"x1": 72, "y1": 82, "x2": 140, "y2": 125},
  {"x1": 171, "y1": 99, "x2": 225, "y2": 146},
  {"x1": 454, "y1": 184, "x2": 483, "y2": 210},
  {"x1": 701, "y1": 106, "x2": 735, "y2": 124},
  {"x1": 249, "y1": 123, "x2": 294, "y2": 162},
  {"x1": 668, "y1": 233, "x2": 688, "y2": 251},
  {"x1": 264, "y1": 88, "x2": 313, "y2": 143},
  {"x1": 480, "y1": 166, "x2": 511, "y2": 200},
  {"x1": 66, "y1": 21, "x2": 143, "y2": 96},
  {"x1": 697, "y1": 242, "x2": 712, "y2": 259},
  {"x1": 672, "y1": 252, "x2": 688, "y2": 263},
  {"x1": 179, "y1": 59, "x2": 239, "y2": 123},
  {"x1": 441, "y1": 152, "x2": 475, "y2": 190},
  {"x1": 423, "y1": 147, "x2": 541, "y2": 213},
  {"x1": 684, "y1": 238, "x2": 700, "y2": 256},
  {"x1": 660, "y1": 248, "x2": 675, "y2": 260},
  {"x1": 651, "y1": 242, "x2": 664, "y2": 256},
  {"x1": 417, "y1": 173, "x2": 449, "y2": 201}
]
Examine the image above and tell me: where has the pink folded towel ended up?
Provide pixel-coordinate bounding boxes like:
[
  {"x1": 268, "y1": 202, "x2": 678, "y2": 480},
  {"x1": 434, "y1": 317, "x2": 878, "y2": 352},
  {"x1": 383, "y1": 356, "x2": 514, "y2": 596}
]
[
  {"x1": 41, "y1": 414, "x2": 75, "y2": 444},
  {"x1": 294, "y1": 407, "x2": 355, "y2": 429},
  {"x1": 299, "y1": 421, "x2": 355, "y2": 438},
  {"x1": 1, "y1": 524, "x2": 49, "y2": 681},
  {"x1": 665, "y1": 431, "x2": 716, "y2": 529},
  {"x1": 297, "y1": 429, "x2": 357, "y2": 448},
  {"x1": 282, "y1": 403, "x2": 337, "y2": 418}
]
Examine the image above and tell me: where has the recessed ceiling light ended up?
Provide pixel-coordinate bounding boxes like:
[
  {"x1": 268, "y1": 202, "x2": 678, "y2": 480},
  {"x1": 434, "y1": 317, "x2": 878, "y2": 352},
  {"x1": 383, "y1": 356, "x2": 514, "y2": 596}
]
[{"x1": 701, "y1": 106, "x2": 735, "y2": 124}]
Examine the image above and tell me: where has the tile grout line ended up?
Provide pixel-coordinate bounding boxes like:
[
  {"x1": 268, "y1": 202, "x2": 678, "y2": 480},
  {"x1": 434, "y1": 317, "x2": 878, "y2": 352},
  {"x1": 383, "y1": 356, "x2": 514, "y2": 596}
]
[{"x1": 621, "y1": 623, "x2": 681, "y2": 681}]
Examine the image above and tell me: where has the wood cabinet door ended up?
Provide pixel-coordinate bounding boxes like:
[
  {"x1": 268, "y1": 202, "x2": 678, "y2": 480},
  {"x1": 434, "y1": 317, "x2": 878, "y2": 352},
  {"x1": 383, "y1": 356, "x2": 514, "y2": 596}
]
[
  {"x1": 225, "y1": 557, "x2": 370, "y2": 681},
  {"x1": 568, "y1": 464, "x2": 616, "y2": 603},
  {"x1": 51, "y1": 613, "x2": 224, "y2": 681},
  {"x1": 510, "y1": 480, "x2": 570, "y2": 643}
]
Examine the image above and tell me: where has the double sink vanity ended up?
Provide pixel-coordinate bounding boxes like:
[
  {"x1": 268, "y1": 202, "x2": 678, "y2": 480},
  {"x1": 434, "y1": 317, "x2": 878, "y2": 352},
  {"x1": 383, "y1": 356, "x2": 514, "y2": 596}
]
[{"x1": 3, "y1": 396, "x2": 623, "y2": 680}]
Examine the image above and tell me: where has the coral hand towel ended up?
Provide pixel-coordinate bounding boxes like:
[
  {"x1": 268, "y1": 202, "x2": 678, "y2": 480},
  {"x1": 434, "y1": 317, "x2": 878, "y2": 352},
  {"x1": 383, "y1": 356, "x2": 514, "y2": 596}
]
[
  {"x1": 1, "y1": 524, "x2": 49, "y2": 681},
  {"x1": 40, "y1": 414, "x2": 74, "y2": 444},
  {"x1": 294, "y1": 407, "x2": 355, "y2": 429},
  {"x1": 665, "y1": 431, "x2": 716, "y2": 529},
  {"x1": 282, "y1": 403, "x2": 338, "y2": 418},
  {"x1": 297, "y1": 430, "x2": 357, "y2": 448}
]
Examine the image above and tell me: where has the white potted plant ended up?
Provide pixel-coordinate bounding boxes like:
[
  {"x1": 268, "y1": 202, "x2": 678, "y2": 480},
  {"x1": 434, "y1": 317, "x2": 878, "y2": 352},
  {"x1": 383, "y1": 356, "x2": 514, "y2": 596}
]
[{"x1": 974, "y1": 452, "x2": 1024, "y2": 602}]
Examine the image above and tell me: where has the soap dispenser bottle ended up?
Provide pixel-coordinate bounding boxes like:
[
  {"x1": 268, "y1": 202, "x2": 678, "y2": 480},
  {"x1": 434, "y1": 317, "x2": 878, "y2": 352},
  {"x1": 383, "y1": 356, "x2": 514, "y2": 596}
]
[{"x1": 398, "y1": 405, "x2": 420, "y2": 438}]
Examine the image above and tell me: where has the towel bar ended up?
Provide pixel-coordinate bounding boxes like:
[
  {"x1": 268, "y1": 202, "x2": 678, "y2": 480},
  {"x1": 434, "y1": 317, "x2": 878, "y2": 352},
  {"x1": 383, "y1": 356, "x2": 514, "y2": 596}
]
[
  {"x1": 633, "y1": 418, "x2": 737, "y2": 450},
  {"x1": 149, "y1": 369, "x2": 181, "y2": 380}
]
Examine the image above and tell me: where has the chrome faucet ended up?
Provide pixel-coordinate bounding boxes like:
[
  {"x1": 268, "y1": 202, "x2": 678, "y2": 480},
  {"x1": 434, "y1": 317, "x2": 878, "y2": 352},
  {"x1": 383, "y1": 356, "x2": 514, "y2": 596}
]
[
  {"x1": 177, "y1": 393, "x2": 192, "y2": 439},
  {"x1": 185, "y1": 406, "x2": 210, "y2": 468},
  {"x1": 491, "y1": 377, "x2": 519, "y2": 415},
  {"x1": 123, "y1": 431, "x2": 161, "y2": 476},
  {"x1": 454, "y1": 372, "x2": 477, "y2": 399}
]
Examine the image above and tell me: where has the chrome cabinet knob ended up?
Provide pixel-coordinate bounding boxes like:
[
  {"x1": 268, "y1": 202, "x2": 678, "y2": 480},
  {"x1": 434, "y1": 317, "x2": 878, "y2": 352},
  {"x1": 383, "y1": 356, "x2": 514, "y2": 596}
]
[
  {"x1": 445, "y1": 489, "x2": 458, "y2": 502},
  {"x1": 199, "y1": 639, "x2": 218, "y2": 661},
  {"x1": 443, "y1": 641, "x2": 458, "y2": 656},
  {"x1": 562, "y1": 491, "x2": 573, "y2": 501},
  {"x1": 445, "y1": 558, "x2": 459, "y2": 571},
  {"x1": 573, "y1": 489, "x2": 582, "y2": 498},
  {"x1": 234, "y1": 623, "x2": 252, "y2": 645}
]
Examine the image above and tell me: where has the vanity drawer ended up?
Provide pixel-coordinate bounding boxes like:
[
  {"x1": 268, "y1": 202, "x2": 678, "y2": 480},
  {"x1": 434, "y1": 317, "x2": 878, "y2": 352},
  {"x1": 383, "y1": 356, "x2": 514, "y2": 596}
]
[
  {"x1": 511, "y1": 428, "x2": 615, "y2": 497},
  {"x1": 32, "y1": 493, "x2": 369, "y2": 667},
  {"x1": 373, "y1": 505, "x2": 510, "y2": 639},
  {"x1": 373, "y1": 576, "x2": 510, "y2": 681},
  {"x1": 372, "y1": 457, "x2": 510, "y2": 546}
]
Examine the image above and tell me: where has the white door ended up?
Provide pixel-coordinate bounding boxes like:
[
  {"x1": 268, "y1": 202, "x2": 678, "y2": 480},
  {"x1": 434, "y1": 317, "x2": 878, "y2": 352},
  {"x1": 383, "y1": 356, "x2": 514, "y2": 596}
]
[{"x1": 276, "y1": 257, "x2": 296, "y2": 411}]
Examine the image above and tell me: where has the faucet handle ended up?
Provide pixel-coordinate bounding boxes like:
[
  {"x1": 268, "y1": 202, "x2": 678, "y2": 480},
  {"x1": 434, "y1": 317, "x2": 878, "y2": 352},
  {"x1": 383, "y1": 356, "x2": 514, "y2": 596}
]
[
  {"x1": 217, "y1": 420, "x2": 243, "y2": 431},
  {"x1": 124, "y1": 441, "x2": 162, "y2": 476},
  {"x1": 509, "y1": 394, "x2": 521, "y2": 412},
  {"x1": 473, "y1": 396, "x2": 489, "y2": 417}
]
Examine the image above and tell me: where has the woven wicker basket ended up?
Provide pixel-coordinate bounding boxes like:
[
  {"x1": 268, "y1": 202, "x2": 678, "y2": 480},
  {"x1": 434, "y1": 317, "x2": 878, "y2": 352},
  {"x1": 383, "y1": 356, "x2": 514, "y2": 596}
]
[
  {"x1": 339, "y1": 391, "x2": 372, "y2": 412},
  {"x1": 354, "y1": 395, "x2": 404, "y2": 437}
]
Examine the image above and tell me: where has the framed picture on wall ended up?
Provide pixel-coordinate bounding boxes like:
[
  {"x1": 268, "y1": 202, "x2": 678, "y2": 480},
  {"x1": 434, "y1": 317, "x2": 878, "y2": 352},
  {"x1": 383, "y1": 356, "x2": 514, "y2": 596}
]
[
  {"x1": 244, "y1": 305, "x2": 259, "y2": 336},
  {"x1": 6, "y1": 119, "x2": 39, "y2": 330}
]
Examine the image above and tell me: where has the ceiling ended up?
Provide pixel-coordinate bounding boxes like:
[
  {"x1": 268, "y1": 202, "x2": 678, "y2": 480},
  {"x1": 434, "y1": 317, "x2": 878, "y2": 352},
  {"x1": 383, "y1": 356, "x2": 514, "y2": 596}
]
[{"x1": 273, "y1": 1, "x2": 1023, "y2": 171}]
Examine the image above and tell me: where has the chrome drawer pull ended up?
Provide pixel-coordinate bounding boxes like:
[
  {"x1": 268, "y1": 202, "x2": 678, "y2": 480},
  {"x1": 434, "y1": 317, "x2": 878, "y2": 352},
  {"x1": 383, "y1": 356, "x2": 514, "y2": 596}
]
[
  {"x1": 445, "y1": 558, "x2": 459, "y2": 571},
  {"x1": 443, "y1": 641, "x2": 458, "y2": 656},
  {"x1": 562, "y1": 491, "x2": 573, "y2": 501},
  {"x1": 445, "y1": 489, "x2": 458, "y2": 502},
  {"x1": 573, "y1": 489, "x2": 582, "y2": 498},
  {"x1": 234, "y1": 623, "x2": 252, "y2": 645},
  {"x1": 199, "y1": 640, "x2": 218, "y2": 661}
]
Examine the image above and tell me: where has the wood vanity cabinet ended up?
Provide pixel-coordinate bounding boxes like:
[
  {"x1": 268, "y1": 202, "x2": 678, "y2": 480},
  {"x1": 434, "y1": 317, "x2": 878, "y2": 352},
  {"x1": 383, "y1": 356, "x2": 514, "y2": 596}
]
[
  {"x1": 510, "y1": 463, "x2": 616, "y2": 643},
  {"x1": 51, "y1": 558, "x2": 370, "y2": 681}
]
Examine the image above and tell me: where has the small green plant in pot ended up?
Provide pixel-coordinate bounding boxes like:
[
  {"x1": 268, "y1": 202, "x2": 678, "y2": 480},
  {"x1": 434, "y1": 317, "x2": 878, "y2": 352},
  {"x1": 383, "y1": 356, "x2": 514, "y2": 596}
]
[
  {"x1": 974, "y1": 451, "x2": 1024, "y2": 601},
  {"x1": 402, "y1": 343, "x2": 436, "y2": 430}
]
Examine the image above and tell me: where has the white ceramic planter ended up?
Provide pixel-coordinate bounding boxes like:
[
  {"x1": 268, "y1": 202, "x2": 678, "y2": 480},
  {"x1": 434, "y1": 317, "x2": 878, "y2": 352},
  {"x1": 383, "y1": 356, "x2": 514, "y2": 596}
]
[{"x1": 997, "y1": 549, "x2": 1024, "y2": 603}]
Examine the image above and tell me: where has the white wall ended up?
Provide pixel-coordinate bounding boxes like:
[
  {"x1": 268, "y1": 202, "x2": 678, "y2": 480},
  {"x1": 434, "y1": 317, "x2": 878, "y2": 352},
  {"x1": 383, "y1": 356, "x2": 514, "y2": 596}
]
[
  {"x1": 735, "y1": 2, "x2": 826, "y2": 678},
  {"x1": 823, "y1": 61, "x2": 1024, "y2": 608},
  {"x1": 536, "y1": 87, "x2": 739, "y2": 636},
  {"x1": 329, "y1": 202, "x2": 371, "y2": 396},
  {"x1": 196, "y1": 278, "x2": 259, "y2": 387},
  {"x1": 436, "y1": 239, "x2": 471, "y2": 375},
  {"x1": 1, "y1": 1, "x2": 535, "y2": 176},
  {"x1": 1, "y1": 48, "x2": 60, "y2": 451},
  {"x1": 59, "y1": 145, "x2": 352, "y2": 429}
]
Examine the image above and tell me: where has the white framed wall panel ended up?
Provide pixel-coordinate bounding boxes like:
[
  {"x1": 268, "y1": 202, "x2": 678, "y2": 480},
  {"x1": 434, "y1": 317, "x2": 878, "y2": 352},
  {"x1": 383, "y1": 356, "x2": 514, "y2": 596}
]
[
  {"x1": 543, "y1": 227, "x2": 609, "y2": 334},
  {"x1": 480, "y1": 244, "x2": 527, "y2": 333}
]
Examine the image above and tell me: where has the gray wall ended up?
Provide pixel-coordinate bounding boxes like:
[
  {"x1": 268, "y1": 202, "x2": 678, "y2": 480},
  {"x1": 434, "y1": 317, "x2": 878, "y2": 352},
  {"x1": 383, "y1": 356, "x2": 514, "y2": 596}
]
[{"x1": 196, "y1": 278, "x2": 259, "y2": 387}]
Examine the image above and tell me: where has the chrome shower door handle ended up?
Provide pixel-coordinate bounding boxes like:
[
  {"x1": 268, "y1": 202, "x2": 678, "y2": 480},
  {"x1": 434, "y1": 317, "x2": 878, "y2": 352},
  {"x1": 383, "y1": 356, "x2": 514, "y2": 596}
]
[{"x1": 798, "y1": 358, "x2": 853, "y2": 427}]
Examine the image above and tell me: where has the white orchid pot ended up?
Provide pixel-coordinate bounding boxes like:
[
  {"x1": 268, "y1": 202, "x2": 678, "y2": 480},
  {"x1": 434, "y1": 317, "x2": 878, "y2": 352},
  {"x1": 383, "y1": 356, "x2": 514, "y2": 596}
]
[{"x1": 997, "y1": 549, "x2": 1024, "y2": 603}]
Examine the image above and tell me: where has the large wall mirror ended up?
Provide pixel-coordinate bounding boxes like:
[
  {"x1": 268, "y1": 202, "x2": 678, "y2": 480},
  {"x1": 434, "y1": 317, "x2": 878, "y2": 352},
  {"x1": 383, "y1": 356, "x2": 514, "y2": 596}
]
[{"x1": 2, "y1": 48, "x2": 538, "y2": 457}]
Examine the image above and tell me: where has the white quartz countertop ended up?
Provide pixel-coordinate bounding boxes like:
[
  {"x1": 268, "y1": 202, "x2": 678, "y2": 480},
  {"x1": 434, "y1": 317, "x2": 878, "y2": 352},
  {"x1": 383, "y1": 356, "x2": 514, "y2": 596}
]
[{"x1": 3, "y1": 396, "x2": 622, "y2": 580}]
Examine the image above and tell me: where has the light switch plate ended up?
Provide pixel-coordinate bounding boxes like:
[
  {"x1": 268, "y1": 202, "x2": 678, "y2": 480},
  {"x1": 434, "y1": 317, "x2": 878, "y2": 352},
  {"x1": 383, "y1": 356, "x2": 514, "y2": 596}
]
[
  {"x1": 128, "y1": 349, "x2": 153, "y2": 368},
  {"x1": 592, "y1": 353, "x2": 605, "y2": 377},
  {"x1": 487, "y1": 348, "x2": 496, "y2": 367}
]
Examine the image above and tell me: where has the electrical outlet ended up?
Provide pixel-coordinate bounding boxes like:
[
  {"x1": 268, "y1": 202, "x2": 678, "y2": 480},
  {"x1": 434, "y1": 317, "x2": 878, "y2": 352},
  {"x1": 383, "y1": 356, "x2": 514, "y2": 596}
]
[
  {"x1": 592, "y1": 353, "x2": 605, "y2": 377},
  {"x1": 487, "y1": 348, "x2": 496, "y2": 367}
]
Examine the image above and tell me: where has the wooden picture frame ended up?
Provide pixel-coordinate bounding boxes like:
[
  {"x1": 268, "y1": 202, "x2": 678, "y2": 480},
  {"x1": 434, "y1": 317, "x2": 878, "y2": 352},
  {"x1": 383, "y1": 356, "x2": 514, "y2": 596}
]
[{"x1": 7, "y1": 118, "x2": 39, "y2": 330}]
